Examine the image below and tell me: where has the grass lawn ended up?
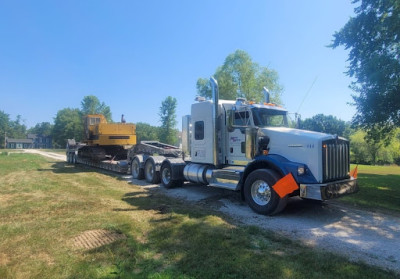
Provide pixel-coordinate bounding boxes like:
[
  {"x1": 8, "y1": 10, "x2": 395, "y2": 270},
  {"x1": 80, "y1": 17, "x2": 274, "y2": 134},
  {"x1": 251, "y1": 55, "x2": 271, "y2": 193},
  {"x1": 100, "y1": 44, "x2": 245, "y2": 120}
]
[
  {"x1": 340, "y1": 164, "x2": 400, "y2": 214},
  {"x1": 0, "y1": 153, "x2": 398, "y2": 279}
]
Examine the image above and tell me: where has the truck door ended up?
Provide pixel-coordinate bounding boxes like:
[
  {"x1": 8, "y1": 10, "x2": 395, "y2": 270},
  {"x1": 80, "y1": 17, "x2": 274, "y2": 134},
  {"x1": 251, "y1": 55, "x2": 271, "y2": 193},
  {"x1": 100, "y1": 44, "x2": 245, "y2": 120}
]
[{"x1": 226, "y1": 109, "x2": 251, "y2": 166}]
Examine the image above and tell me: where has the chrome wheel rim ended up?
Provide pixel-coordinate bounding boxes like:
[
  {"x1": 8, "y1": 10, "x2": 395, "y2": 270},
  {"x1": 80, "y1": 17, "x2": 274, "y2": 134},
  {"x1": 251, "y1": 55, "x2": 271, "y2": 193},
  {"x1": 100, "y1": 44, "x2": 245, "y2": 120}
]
[
  {"x1": 132, "y1": 159, "x2": 140, "y2": 178},
  {"x1": 161, "y1": 167, "x2": 171, "y2": 185},
  {"x1": 251, "y1": 180, "x2": 271, "y2": 206},
  {"x1": 145, "y1": 162, "x2": 154, "y2": 181}
]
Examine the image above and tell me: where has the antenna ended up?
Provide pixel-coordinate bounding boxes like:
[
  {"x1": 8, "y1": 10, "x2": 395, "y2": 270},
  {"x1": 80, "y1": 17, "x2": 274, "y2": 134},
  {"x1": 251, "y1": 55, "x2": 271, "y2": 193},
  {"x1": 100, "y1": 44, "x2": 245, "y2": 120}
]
[{"x1": 296, "y1": 76, "x2": 318, "y2": 114}]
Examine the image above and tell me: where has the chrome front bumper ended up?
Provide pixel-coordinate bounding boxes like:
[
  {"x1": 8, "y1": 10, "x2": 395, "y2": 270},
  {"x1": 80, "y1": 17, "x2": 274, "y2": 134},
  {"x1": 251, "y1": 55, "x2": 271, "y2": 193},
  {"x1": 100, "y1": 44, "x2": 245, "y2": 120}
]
[{"x1": 299, "y1": 178, "x2": 358, "y2": 201}]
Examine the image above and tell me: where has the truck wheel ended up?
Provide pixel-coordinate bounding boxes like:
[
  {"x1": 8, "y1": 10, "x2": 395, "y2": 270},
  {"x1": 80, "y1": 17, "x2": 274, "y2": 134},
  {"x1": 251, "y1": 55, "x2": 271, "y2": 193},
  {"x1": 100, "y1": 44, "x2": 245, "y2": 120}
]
[
  {"x1": 244, "y1": 169, "x2": 287, "y2": 215},
  {"x1": 160, "y1": 163, "x2": 183, "y2": 188},
  {"x1": 144, "y1": 160, "x2": 160, "y2": 184},
  {"x1": 131, "y1": 157, "x2": 144, "y2": 180}
]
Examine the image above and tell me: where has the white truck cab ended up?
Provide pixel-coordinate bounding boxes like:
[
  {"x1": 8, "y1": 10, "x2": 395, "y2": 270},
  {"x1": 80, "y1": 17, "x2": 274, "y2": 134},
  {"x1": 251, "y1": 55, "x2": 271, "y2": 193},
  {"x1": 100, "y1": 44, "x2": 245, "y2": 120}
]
[
  {"x1": 128, "y1": 77, "x2": 358, "y2": 215},
  {"x1": 179, "y1": 77, "x2": 358, "y2": 215}
]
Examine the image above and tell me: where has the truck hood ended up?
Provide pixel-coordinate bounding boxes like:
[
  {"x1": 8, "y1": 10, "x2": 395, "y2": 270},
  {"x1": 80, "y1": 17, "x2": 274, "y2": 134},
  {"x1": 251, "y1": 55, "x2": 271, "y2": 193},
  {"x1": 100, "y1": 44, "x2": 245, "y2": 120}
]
[
  {"x1": 261, "y1": 127, "x2": 340, "y2": 142},
  {"x1": 259, "y1": 127, "x2": 345, "y2": 182}
]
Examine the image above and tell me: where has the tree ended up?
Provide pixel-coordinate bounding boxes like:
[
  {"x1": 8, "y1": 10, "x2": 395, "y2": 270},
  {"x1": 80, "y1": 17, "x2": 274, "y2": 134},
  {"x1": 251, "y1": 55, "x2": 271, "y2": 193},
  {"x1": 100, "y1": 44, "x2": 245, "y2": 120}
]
[
  {"x1": 81, "y1": 95, "x2": 112, "y2": 122},
  {"x1": 300, "y1": 114, "x2": 349, "y2": 137},
  {"x1": 136, "y1": 122, "x2": 160, "y2": 143},
  {"x1": 0, "y1": 111, "x2": 29, "y2": 148},
  {"x1": 52, "y1": 108, "x2": 83, "y2": 148},
  {"x1": 331, "y1": 0, "x2": 400, "y2": 140},
  {"x1": 159, "y1": 96, "x2": 178, "y2": 145},
  {"x1": 8, "y1": 115, "x2": 27, "y2": 139},
  {"x1": 350, "y1": 128, "x2": 400, "y2": 165},
  {"x1": 196, "y1": 50, "x2": 283, "y2": 103},
  {"x1": 28, "y1": 122, "x2": 53, "y2": 136},
  {"x1": 0, "y1": 110, "x2": 10, "y2": 148}
]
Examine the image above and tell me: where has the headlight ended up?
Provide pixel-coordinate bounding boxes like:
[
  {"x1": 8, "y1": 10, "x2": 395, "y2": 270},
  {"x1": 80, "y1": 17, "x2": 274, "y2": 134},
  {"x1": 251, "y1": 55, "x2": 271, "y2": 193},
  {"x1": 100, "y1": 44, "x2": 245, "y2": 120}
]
[{"x1": 297, "y1": 166, "x2": 306, "y2": 176}]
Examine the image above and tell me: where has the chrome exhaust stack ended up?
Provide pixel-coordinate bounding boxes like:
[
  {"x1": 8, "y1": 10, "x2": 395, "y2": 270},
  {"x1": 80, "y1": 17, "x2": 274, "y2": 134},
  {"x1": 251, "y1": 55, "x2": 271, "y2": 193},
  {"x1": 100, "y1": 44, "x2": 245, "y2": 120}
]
[
  {"x1": 210, "y1": 77, "x2": 219, "y2": 167},
  {"x1": 263, "y1": 87, "x2": 270, "y2": 103}
]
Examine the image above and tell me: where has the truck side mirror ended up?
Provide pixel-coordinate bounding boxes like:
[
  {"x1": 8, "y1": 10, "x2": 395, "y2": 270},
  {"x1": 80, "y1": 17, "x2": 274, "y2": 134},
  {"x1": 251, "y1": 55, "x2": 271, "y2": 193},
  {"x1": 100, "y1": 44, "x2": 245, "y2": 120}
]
[
  {"x1": 227, "y1": 110, "x2": 235, "y2": 132},
  {"x1": 245, "y1": 127, "x2": 258, "y2": 159}
]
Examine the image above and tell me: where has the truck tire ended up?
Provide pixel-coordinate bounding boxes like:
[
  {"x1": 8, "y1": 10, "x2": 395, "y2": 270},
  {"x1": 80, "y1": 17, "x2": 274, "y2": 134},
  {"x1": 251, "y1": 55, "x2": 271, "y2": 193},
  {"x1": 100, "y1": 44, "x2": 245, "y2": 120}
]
[
  {"x1": 160, "y1": 163, "x2": 183, "y2": 188},
  {"x1": 131, "y1": 157, "x2": 144, "y2": 180},
  {"x1": 244, "y1": 169, "x2": 287, "y2": 215},
  {"x1": 144, "y1": 159, "x2": 160, "y2": 184}
]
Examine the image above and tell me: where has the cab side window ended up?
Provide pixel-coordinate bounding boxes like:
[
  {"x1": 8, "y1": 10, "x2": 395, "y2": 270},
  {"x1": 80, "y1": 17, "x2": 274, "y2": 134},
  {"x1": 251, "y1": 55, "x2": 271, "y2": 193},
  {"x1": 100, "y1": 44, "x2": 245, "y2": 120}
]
[
  {"x1": 194, "y1": 121, "x2": 204, "y2": 140},
  {"x1": 234, "y1": 111, "x2": 250, "y2": 126}
]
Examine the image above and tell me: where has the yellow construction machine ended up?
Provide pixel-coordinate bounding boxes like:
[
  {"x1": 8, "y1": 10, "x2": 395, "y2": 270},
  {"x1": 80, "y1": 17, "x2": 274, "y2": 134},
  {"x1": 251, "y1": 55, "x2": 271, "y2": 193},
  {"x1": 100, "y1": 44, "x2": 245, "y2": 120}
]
[{"x1": 68, "y1": 114, "x2": 136, "y2": 165}]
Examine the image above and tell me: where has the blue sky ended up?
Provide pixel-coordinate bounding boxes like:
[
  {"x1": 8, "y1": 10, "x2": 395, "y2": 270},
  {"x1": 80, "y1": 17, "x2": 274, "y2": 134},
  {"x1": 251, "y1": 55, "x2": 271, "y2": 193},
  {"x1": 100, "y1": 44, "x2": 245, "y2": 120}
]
[{"x1": 0, "y1": 0, "x2": 355, "y2": 129}]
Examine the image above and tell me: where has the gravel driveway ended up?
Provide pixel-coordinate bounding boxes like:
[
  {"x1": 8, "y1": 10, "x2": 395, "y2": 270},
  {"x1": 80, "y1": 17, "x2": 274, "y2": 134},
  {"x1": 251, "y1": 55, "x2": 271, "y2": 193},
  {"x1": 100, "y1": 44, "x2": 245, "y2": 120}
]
[
  {"x1": 23, "y1": 149, "x2": 66, "y2": 161},
  {"x1": 153, "y1": 183, "x2": 400, "y2": 274},
  {"x1": 26, "y1": 149, "x2": 400, "y2": 274}
]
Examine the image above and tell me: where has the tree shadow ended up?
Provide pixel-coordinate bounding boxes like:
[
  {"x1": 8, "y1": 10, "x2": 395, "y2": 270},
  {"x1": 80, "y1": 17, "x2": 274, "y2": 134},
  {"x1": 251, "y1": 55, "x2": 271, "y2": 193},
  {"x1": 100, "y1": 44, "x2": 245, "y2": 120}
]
[
  {"x1": 345, "y1": 173, "x2": 400, "y2": 215},
  {"x1": 37, "y1": 162, "x2": 97, "y2": 174},
  {"x1": 37, "y1": 162, "x2": 132, "y2": 181},
  {"x1": 90, "y1": 188, "x2": 397, "y2": 278},
  {"x1": 121, "y1": 178, "x2": 400, "y2": 275}
]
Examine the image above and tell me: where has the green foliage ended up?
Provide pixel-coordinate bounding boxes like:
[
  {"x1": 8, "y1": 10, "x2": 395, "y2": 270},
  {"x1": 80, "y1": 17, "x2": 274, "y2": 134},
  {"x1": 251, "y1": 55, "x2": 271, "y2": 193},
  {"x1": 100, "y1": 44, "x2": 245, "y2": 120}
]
[
  {"x1": 331, "y1": 0, "x2": 400, "y2": 139},
  {"x1": 159, "y1": 96, "x2": 178, "y2": 145},
  {"x1": 197, "y1": 50, "x2": 283, "y2": 103},
  {"x1": 0, "y1": 110, "x2": 10, "y2": 148},
  {"x1": 81, "y1": 95, "x2": 112, "y2": 122},
  {"x1": 300, "y1": 114, "x2": 350, "y2": 137},
  {"x1": 27, "y1": 122, "x2": 53, "y2": 136},
  {"x1": 350, "y1": 129, "x2": 400, "y2": 165},
  {"x1": 136, "y1": 122, "x2": 160, "y2": 143},
  {"x1": 52, "y1": 108, "x2": 83, "y2": 148},
  {"x1": 0, "y1": 111, "x2": 28, "y2": 148},
  {"x1": 8, "y1": 115, "x2": 27, "y2": 139}
]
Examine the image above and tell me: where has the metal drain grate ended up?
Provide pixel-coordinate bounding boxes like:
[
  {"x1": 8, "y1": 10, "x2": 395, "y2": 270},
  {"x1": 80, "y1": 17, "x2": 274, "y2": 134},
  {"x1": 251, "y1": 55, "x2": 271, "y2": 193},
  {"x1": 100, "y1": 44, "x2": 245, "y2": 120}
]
[{"x1": 71, "y1": 229, "x2": 126, "y2": 250}]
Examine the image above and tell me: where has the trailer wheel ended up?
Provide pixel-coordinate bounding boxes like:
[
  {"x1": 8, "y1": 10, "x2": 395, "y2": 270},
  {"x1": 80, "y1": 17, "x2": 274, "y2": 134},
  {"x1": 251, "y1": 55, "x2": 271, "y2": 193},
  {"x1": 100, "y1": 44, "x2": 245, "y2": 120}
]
[
  {"x1": 131, "y1": 157, "x2": 144, "y2": 180},
  {"x1": 244, "y1": 169, "x2": 287, "y2": 215},
  {"x1": 160, "y1": 163, "x2": 183, "y2": 188},
  {"x1": 144, "y1": 160, "x2": 160, "y2": 184}
]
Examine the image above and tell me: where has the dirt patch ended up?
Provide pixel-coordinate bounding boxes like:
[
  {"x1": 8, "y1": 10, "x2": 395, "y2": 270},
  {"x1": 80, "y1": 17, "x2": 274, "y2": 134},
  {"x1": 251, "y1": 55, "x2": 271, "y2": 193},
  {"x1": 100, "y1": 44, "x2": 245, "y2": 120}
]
[
  {"x1": 0, "y1": 253, "x2": 9, "y2": 266},
  {"x1": 71, "y1": 229, "x2": 126, "y2": 250},
  {"x1": 30, "y1": 252, "x2": 55, "y2": 266},
  {"x1": 0, "y1": 194, "x2": 14, "y2": 203}
]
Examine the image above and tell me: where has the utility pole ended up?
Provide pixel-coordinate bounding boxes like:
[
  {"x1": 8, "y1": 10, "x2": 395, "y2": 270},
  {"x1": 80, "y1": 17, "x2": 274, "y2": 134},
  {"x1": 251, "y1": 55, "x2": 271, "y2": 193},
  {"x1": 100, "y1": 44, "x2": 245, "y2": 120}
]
[{"x1": 4, "y1": 132, "x2": 6, "y2": 149}]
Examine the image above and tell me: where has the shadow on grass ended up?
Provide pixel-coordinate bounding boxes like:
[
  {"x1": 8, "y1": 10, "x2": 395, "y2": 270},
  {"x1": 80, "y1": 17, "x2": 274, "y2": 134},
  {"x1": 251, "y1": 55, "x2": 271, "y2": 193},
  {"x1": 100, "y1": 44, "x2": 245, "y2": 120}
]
[
  {"x1": 37, "y1": 162, "x2": 96, "y2": 173},
  {"x1": 37, "y1": 162, "x2": 132, "y2": 181},
  {"x1": 342, "y1": 173, "x2": 400, "y2": 214},
  {"x1": 76, "y1": 190, "x2": 396, "y2": 279}
]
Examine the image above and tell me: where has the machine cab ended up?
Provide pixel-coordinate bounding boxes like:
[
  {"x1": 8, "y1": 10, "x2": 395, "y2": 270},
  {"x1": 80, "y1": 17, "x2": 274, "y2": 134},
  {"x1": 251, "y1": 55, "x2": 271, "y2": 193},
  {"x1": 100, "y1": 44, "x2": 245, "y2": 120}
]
[{"x1": 84, "y1": 114, "x2": 107, "y2": 141}]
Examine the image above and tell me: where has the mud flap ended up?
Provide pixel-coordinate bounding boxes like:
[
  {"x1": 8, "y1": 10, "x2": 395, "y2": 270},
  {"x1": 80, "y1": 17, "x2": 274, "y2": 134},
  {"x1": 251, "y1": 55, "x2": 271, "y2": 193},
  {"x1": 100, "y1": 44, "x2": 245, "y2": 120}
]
[{"x1": 272, "y1": 173, "x2": 299, "y2": 198}]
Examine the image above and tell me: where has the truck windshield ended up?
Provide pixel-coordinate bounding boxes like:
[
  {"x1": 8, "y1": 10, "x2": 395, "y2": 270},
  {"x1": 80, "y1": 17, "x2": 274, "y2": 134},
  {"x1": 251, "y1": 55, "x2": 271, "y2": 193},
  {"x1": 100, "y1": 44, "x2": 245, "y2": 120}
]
[{"x1": 252, "y1": 107, "x2": 289, "y2": 128}]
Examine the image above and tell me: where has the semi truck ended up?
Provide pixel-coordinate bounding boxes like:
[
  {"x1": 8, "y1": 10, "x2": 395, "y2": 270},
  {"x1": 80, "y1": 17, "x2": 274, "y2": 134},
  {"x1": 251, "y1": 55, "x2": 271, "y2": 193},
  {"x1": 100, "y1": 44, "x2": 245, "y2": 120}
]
[{"x1": 127, "y1": 77, "x2": 358, "y2": 215}]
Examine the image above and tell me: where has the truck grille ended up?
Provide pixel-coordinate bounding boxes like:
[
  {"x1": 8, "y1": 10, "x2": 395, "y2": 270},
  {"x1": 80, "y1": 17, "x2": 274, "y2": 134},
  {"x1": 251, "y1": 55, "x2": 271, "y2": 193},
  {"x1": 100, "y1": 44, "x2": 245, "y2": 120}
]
[{"x1": 322, "y1": 139, "x2": 350, "y2": 182}]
